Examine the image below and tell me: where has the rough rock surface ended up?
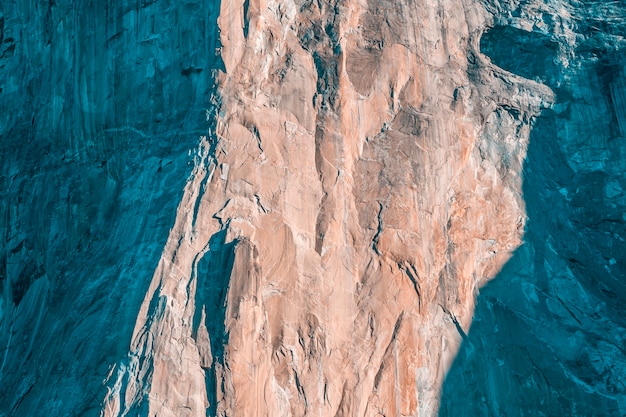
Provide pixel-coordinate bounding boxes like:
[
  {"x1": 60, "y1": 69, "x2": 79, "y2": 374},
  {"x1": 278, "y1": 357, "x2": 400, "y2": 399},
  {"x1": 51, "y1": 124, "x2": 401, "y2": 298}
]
[
  {"x1": 441, "y1": 1, "x2": 626, "y2": 416},
  {"x1": 100, "y1": 0, "x2": 551, "y2": 415},
  {"x1": 0, "y1": 1, "x2": 623, "y2": 417},
  {"x1": 1, "y1": 1, "x2": 222, "y2": 415}
]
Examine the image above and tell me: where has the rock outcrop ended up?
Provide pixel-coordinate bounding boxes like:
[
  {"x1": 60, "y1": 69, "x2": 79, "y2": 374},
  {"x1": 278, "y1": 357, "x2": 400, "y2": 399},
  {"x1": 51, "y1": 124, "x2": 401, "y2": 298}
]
[
  {"x1": 0, "y1": 0, "x2": 623, "y2": 416},
  {"x1": 102, "y1": 0, "x2": 550, "y2": 415}
]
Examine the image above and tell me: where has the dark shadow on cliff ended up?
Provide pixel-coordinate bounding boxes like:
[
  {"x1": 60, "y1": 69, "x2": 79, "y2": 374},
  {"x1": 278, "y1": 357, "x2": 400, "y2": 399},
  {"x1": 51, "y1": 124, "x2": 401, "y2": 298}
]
[
  {"x1": 0, "y1": 1, "x2": 224, "y2": 415},
  {"x1": 440, "y1": 26, "x2": 626, "y2": 416},
  {"x1": 192, "y1": 229, "x2": 237, "y2": 417}
]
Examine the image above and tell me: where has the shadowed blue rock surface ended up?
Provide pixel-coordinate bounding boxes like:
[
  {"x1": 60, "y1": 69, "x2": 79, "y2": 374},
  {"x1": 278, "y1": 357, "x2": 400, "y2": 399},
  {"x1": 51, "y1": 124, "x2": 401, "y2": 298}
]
[
  {"x1": 440, "y1": 7, "x2": 626, "y2": 416},
  {"x1": 0, "y1": 1, "x2": 221, "y2": 415}
]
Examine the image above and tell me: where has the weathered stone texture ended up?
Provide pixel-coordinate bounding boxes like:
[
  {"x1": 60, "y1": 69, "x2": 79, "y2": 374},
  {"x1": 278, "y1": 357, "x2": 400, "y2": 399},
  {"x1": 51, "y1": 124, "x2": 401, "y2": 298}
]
[{"x1": 1, "y1": 0, "x2": 624, "y2": 416}]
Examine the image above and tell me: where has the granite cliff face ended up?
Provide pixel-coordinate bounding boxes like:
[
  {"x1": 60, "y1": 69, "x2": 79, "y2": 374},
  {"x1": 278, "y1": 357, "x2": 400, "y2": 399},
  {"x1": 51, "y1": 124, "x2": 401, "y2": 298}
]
[
  {"x1": 441, "y1": 2, "x2": 626, "y2": 416},
  {"x1": 0, "y1": 1, "x2": 624, "y2": 417},
  {"x1": 1, "y1": 1, "x2": 221, "y2": 414}
]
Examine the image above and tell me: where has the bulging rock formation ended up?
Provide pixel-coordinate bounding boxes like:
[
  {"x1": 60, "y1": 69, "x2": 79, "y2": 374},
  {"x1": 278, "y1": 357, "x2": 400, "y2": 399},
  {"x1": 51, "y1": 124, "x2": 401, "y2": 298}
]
[{"x1": 0, "y1": 0, "x2": 624, "y2": 416}]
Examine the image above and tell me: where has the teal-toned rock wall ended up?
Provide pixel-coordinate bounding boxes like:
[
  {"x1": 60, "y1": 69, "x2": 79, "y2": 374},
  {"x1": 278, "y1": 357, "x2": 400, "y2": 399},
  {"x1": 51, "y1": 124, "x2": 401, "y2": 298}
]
[
  {"x1": 0, "y1": 2, "x2": 220, "y2": 415},
  {"x1": 441, "y1": 3, "x2": 626, "y2": 415}
]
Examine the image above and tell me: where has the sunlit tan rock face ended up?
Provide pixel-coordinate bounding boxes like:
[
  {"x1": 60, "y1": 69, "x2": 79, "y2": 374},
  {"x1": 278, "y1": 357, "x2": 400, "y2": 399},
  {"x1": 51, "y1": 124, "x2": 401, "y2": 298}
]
[{"x1": 100, "y1": 1, "x2": 553, "y2": 416}]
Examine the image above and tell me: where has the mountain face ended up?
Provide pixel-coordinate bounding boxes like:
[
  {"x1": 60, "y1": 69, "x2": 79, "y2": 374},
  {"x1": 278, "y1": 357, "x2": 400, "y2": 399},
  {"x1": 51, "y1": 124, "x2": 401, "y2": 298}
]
[
  {"x1": 441, "y1": 2, "x2": 626, "y2": 416},
  {"x1": 0, "y1": 1, "x2": 624, "y2": 417}
]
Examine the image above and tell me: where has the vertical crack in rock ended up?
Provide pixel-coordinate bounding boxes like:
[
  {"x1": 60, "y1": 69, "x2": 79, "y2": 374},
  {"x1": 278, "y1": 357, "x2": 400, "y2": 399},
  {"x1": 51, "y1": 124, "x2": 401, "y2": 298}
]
[{"x1": 102, "y1": 136, "x2": 224, "y2": 416}]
